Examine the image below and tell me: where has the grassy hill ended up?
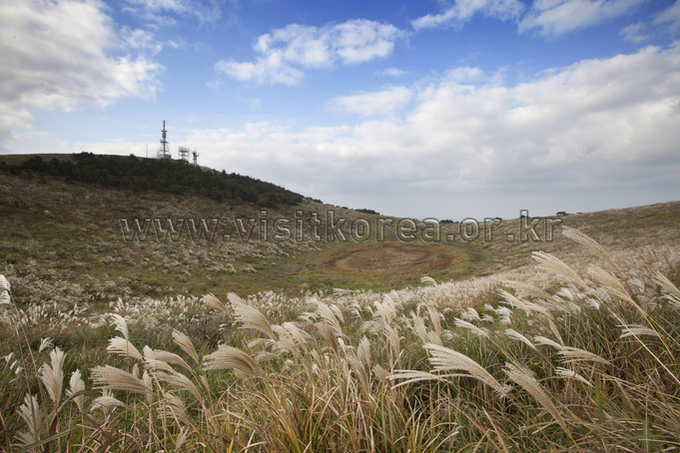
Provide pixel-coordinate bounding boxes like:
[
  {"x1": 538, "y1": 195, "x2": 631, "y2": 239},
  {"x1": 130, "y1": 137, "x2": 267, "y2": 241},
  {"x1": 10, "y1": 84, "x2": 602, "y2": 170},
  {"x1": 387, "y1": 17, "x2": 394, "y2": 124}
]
[
  {"x1": 0, "y1": 152, "x2": 303, "y2": 208},
  {"x1": 1, "y1": 155, "x2": 679, "y2": 304}
]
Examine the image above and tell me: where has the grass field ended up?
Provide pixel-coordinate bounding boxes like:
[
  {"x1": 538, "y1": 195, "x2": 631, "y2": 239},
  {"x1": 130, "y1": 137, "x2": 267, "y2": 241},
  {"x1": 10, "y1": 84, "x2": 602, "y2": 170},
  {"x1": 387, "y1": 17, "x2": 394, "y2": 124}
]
[{"x1": 2, "y1": 170, "x2": 680, "y2": 452}]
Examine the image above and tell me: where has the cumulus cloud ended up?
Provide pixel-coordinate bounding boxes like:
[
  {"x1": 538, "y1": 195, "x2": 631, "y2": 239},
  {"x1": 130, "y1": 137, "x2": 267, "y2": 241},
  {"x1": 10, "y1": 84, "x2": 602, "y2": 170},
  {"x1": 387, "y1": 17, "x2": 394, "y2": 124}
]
[
  {"x1": 328, "y1": 86, "x2": 414, "y2": 116},
  {"x1": 519, "y1": 0, "x2": 646, "y2": 37},
  {"x1": 177, "y1": 45, "x2": 680, "y2": 218},
  {"x1": 412, "y1": 0, "x2": 526, "y2": 30},
  {"x1": 0, "y1": 0, "x2": 163, "y2": 151},
  {"x1": 215, "y1": 19, "x2": 406, "y2": 85}
]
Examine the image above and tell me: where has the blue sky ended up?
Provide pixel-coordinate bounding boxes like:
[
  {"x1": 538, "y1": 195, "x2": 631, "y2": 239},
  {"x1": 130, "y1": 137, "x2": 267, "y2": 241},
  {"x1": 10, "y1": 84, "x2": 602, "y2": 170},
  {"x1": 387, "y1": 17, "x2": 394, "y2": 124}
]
[{"x1": 2, "y1": 0, "x2": 680, "y2": 220}]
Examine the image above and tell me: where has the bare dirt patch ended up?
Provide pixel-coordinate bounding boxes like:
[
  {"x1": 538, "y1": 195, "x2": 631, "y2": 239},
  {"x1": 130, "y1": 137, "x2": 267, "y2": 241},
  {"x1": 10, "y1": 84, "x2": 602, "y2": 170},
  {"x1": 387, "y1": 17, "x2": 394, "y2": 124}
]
[{"x1": 327, "y1": 243, "x2": 458, "y2": 272}]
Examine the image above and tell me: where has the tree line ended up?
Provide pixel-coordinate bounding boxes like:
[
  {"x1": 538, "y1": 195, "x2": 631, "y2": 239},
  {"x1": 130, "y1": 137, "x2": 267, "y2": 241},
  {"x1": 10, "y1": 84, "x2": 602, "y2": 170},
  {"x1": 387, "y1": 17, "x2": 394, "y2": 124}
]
[{"x1": 0, "y1": 153, "x2": 304, "y2": 208}]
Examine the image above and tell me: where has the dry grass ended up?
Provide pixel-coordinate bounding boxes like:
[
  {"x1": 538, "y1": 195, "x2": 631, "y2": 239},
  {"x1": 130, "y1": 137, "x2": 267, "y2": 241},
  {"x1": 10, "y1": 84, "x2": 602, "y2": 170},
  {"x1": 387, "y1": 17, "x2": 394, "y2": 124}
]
[{"x1": 1, "y1": 225, "x2": 679, "y2": 452}]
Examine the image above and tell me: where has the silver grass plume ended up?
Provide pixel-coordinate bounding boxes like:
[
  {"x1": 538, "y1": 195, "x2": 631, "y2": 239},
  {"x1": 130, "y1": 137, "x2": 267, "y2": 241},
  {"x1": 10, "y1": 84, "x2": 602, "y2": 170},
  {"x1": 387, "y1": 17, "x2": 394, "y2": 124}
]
[
  {"x1": 0, "y1": 274, "x2": 10, "y2": 293},
  {"x1": 203, "y1": 293, "x2": 231, "y2": 316},
  {"x1": 505, "y1": 362, "x2": 567, "y2": 431},
  {"x1": 144, "y1": 346, "x2": 191, "y2": 371},
  {"x1": 272, "y1": 325, "x2": 301, "y2": 359},
  {"x1": 428, "y1": 330, "x2": 443, "y2": 346},
  {"x1": 374, "y1": 295, "x2": 396, "y2": 326},
  {"x1": 175, "y1": 427, "x2": 189, "y2": 451},
  {"x1": 0, "y1": 275, "x2": 10, "y2": 306},
  {"x1": 503, "y1": 280, "x2": 563, "y2": 308},
  {"x1": 619, "y1": 324, "x2": 659, "y2": 339},
  {"x1": 281, "y1": 322, "x2": 312, "y2": 352},
  {"x1": 202, "y1": 345, "x2": 262, "y2": 380},
  {"x1": 532, "y1": 251, "x2": 588, "y2": 289},
  {"x1": 16, "y1": 394, "x2": 42, "y2": 447},
  {"x1": 410, "y1": 312, "x2": 428, "y2": 344},
  {"x1": 421, "y1": 276, "x2": 436, "y2": 285},
  {"x1": 91, "y1": 365, "x2": 154, "y2": 395},
  {"x1": 383, "y1": 323, "x2": 401, "y2": 358},
  {"x1": 558, "y1": 346, "x2": 611, "y2": 366},
  {"x1": 346, "y1": 354, "x2": 370, "y2": 397},
  {"x1": 426, "y1": 343, "x2": 507, "y2": 397},
  {"x1": 173, "y1": 329, "x2": 200, "y2": 365},
  {"x1": 562, "y1": 227, "x2": 620, "y2": 275},
  {"x1": 91, "y1": 390, "x2": 125, "y2": 411},
  {"x1": 317, "y1": 322, "x2": 341, "y2": 355},
  {"x1": 67, "y1": 370, "x2": 86, "y2": 412},
  {"x1": 153, "y1": 371, "x2": 202, "y2": 401},
  {"x1": 500, "y1": 290, "x2": 551, "y2": 317},
  {"x1": 228, "y1": 292, "x2": 274, "y2": 338},
  {"x1": 141, "y1": 371, "x2": 154, "y2": 403},
  {"x1": 454, "y1": 318, "x2": 490, "y2": 338},
  {"x1": 462, "y1": 307, "x2": 481, "y2": 322},
  {"x1": 311, "y1": 298, "x2": 344, "y2": 336},
  {"x1": 388, "y1": 370, "x2": 446, "y2": 388},
  {"x1": 547, "y1": 318, "x2": 565, "y2": 347},
  {"x1": 587, "y1": 266, "x2": 636, "y2": 306},
  {"x1": 163, "y1": 392, "x2": 189, "y2": 422},
  {"x1": 111, "y1": 314, "x2": 130, "y2": 340},
  {"x1": 357, "y1": 336, "x2": 372, "y2": 368},
  {"x1": 373, "y1": 364, "x2": 390, "y2": 383},
  {"x1": 38, "y1": 337, "x2": 53, "y2": 353},
  {"x1": 505, "y1": 329, "x2": 536, "y2": 350},
  {"x1": 428, "y1": 305, "x2": 442, "y2": 335},
  {"x1": 653, "y1": 271, "x2": 680, "y2": 308},
  {"x1": 40, "y1": 347, "x2": 65, "y2": 405},
  {"x1": 108, "y1": 337, "x2": 143, "y2": 361},
  {"x1": 555, "y1": 367, "x2": 593, "y2": 388},
  {"x1": 533, "y1": 336, "x2": 563, "y2": 349}
]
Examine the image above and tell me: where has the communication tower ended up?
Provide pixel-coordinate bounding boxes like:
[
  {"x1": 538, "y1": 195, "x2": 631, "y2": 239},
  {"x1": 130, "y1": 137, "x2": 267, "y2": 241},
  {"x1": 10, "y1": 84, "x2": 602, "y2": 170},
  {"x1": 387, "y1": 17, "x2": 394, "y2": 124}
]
[
  {"x1": 157, "y1": 120, "x2": 171, "y2": 159},
  {"x1": 192, "y1": 150, "x2": 199, "y2": 166},
  {"x1": 178, "y1": 146, "x2": 190, "y2": 162}
]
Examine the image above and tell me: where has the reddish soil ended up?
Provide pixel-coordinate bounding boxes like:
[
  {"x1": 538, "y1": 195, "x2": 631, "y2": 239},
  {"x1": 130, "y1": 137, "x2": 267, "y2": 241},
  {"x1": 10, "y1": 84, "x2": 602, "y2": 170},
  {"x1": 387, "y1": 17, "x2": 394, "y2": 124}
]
[{"x1": 326, "y1": 243, "x2": 458, "y2": 272}]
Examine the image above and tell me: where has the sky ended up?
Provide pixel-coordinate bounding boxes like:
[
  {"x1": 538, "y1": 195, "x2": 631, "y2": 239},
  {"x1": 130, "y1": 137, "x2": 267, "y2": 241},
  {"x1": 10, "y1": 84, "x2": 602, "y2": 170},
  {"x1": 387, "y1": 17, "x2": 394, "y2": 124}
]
[{"x1": 1, "y1": 0, "x2": 680, "y2": 221}]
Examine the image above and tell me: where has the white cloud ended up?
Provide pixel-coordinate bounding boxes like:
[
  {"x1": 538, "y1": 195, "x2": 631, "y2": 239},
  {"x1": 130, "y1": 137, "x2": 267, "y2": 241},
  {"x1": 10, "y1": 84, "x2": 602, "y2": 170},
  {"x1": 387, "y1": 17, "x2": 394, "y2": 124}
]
[
  {"x1": 653, "y1": 0, "x2": 680, "y2": 31},
  {"x1": 215, "y1": 19, "x2": 406, "y2": 85},
  {"x1": 0, "y1": 0, "x2": 163, "y2": 151},
  {"x1": 412, "y1": 0, "x2": 525, "y2": 30},
  {"x1": 382, "y1": 67, "x2": 408, "y2": 76},
  {"x1": 198, "y1": 46, "x2": 680, "y2": 217},
  {"x1": 620, "y1": 22, "x2": 649, "y2": 43},
  {"x1": 519, "y1": 0, "x2": 645, "y2": 37},
  {"x1": 59, "y1": 46, "x2": 680, "y2": 219},
  {"x1": 328, "y1": 86, "x2": 414, "y2": 116},
  {"x1": 121, "y1": 0, "x2": 221, "y2": 25}
]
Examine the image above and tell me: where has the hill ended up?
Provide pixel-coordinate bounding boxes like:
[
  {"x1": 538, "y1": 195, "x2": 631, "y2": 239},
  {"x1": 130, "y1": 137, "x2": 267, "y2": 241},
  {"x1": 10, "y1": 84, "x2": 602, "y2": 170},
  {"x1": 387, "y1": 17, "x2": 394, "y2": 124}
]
[
  {"x1": 1, "y1": 156, "x2": 679, "y2": 306},
  {"x1": 0, "y1": 152, "x2": 303, "y2": 208}
]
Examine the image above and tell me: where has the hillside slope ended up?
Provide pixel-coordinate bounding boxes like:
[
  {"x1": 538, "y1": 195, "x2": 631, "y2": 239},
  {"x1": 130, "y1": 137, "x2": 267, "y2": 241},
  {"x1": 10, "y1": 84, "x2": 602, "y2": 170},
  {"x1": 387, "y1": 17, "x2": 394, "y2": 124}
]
[{"x1": 1, "y1": 154, "x2": 680, "y2": 307}]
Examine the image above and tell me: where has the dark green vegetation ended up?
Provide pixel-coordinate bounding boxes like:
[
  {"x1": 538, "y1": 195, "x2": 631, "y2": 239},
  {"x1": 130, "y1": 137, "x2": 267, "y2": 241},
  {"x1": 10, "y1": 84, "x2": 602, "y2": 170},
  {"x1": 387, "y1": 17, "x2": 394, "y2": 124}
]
[{"x1": 0, "y1": 152, "x2": 303, "y2": 208}]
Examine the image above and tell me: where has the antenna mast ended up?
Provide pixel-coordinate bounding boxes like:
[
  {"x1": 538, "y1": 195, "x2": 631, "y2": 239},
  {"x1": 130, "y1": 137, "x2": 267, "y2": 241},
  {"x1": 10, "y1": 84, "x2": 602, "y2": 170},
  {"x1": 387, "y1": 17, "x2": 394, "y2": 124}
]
[
  {"x1": 178, "y1": 146, "x2": 190, "y2": 162},
  {"x1": 192, "y1": 150, "x2": 199, "y2": 165},
  {"x1": 157, "y1": 120, "x2": 171, "y2": 159}
]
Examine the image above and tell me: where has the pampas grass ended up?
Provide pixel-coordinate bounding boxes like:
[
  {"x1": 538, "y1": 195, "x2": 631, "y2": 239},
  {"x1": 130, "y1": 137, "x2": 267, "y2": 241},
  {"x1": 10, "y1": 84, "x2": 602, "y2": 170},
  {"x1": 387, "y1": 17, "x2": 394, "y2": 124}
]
[
  {"x1": 91, "y1": 365, "x2": 154, "y2": 395},
  {"x1": 505, "y1": 362, "x2": 567, "y2": 432},
  {"x1": 202, "y1": 345, "x2": 262, "y2": 380},
  {"x1": 3, "y1": 224, "x2": 680, "y2": 452}
]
